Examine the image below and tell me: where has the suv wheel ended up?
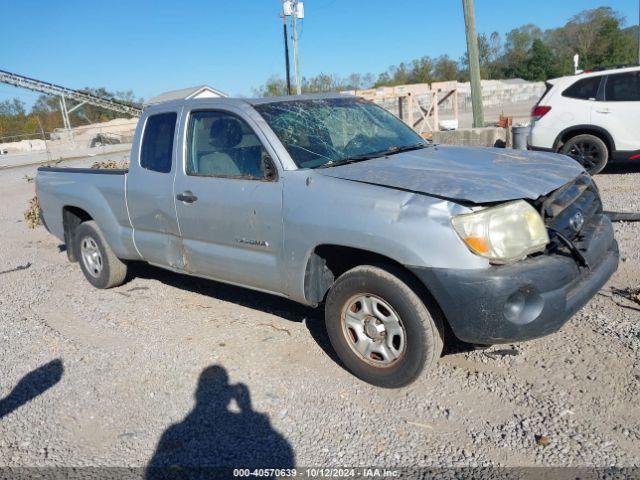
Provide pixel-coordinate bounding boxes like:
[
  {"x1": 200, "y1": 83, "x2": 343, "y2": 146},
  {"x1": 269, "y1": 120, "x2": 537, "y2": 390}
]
[
  {"x1": 560, "y1": 134, "x2": 608, "y2": 175},
  {"x1": 324, "y1": 265, "x2": 443, "y2": 388},
  {"x1": 74, "y1": 221, "x2": 128, "y2": 289}
]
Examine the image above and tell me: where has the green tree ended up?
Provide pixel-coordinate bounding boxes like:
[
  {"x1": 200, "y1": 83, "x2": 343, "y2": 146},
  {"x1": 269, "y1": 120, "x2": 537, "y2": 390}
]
[
  {"x1": 549, "y1": 7, "x2": 636, "y2": 71},
  {"x1": 374, "y1": 72, "x2": 392, "y2": 87},
  {"x1": 74, "y1": 87, "x2": 138, "y2": 124},
  {"x1": 32, "y1": 95, "x2": 58, "y2": 113},
  {"x1": 523, "y1": 39, "x2": 558, "y2": 81},
  {"x1": 0, "y1": 99, "x2": 26, "y2": 116},
  {"x1": 503, "y1": 24, "x2": 543, "y2": 78},
  {"x1": 408, "y1": 57, "x2": 434, "y2": 83},
  {"x1": 253, "y1": 75, "x2": 288, "y2": 97},
  {"x1": 432, "y1": 55, "x2": 459, "y2": 81}
]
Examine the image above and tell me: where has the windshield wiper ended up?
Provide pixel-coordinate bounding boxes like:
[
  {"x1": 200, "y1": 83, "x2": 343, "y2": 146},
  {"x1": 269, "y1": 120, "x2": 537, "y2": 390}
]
[
  {"x1": 316, "y1": 142, "x2": 429, "y2": 169},
  {"x1": 385, "y1": 142, "x2": 429, "y2": 154},
  {"x1": 316, "y1": 150, "x2": 390, "y2": 168}
]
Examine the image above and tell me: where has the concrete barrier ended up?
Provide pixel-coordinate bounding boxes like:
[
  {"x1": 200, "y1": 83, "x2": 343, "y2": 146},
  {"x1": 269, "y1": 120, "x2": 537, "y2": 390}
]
[
  {"x1": 429, "y1": 127, "x2": 507, "y2": 148},
  {"x1": 0, "y1": 139, "x2": 47, "y2": 154}
]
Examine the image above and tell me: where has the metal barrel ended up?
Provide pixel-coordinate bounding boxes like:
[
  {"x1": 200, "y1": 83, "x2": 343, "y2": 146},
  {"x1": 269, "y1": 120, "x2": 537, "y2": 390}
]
[{"x1": 512, "y1": 126, "x2": 530, "y2": 150}]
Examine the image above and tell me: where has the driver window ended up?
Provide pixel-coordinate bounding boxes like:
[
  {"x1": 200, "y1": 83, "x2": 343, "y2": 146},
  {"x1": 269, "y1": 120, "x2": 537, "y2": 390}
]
[{"x1": 187, "y1": 111, "x2": 270, "y2": 179}]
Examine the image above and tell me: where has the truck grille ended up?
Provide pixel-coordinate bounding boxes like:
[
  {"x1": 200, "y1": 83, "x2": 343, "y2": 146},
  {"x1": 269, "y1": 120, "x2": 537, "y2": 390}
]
[{"x1": 537, "y1": 174, "x2": 602, "y2": 241}]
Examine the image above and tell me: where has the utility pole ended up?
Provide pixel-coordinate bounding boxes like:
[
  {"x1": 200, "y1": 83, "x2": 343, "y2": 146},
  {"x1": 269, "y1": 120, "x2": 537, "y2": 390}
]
[
  {"x1": 291, "y1": 0, "x2": 303, "y2": 95},
  {"x1": 281, "y1": 13, "x2": 292, "y2": 95},
  {"x1": 462, "y1": 0, "x2": 484, "y2": 128}
]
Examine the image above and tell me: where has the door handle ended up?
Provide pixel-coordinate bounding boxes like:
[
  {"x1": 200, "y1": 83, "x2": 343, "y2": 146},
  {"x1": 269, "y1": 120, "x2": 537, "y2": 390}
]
[
  {"x1": 595, "y1": 109, "x2": 610, "y2": 114},
  {"x1": 176, "y1": 191, "x2": 198, "y2": 204}
]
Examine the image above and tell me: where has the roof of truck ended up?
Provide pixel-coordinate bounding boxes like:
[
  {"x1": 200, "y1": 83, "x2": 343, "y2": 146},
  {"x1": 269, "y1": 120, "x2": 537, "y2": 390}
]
[
  {"x1": 143, "y1": 91, "x2": 352, "y2": 110},
  {"x1": 245, "y1": 92, "x2": 352, "y2": 105},
  {"x1": 142, "y1": 92, "x2": 358, "y2": 112}
]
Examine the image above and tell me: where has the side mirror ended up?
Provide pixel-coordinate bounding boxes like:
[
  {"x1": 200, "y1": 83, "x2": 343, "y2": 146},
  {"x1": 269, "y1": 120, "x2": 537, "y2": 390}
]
[{"x1": 261, "y1": 150, "x2": 277, "y2": 181}]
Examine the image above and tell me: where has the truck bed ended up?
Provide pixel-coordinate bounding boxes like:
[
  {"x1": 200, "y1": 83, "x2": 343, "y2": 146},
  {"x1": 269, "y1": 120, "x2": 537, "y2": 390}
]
[{"x1": 36, "y1": 166, "x2": 139, "y2": 260}]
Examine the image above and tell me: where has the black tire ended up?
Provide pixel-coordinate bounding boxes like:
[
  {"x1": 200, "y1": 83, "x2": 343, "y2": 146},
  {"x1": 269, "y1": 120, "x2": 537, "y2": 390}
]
[
  {"x1": 324, "y1": 265, "x2": 444, "y2": 388},
  {"x1": 560, "y1": 134, "x2": 609, "y2": 175},
  {"x1": 74, "y1": 221, "x2": 127, "y2": 289}
]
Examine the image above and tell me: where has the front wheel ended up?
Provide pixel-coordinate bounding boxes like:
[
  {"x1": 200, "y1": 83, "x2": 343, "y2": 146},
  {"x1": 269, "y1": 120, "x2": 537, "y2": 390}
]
[
  {"x1": 560, "y1": 134, "x2": 608, "y2": 175},
  {"x1": 324, "y1": 265, "x2": 444, "y2": 388}
]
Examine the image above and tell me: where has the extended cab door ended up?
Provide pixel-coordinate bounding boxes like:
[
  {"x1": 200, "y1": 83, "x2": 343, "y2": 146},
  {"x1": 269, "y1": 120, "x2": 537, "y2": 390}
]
[
  {"x1": 127, "y1": 108, "x2": 186, "y2": 270},
  {"x1": 593, "y1": 71, "x2": 640, "y2": 153},
  {"x1": 173, "y1": 107, "x2": 284, "y2": 293}
]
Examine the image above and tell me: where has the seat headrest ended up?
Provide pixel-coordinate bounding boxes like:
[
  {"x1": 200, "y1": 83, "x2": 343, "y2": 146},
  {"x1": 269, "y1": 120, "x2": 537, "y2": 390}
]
[{"x1": 209, "y1": 118, "x2": 243, "y2": 149}]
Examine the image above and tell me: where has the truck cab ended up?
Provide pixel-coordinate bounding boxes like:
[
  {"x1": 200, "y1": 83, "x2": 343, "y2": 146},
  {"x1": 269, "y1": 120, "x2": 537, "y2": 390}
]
[{"x1": 127, "y1": 100, "x2": 286, "y2": 294}]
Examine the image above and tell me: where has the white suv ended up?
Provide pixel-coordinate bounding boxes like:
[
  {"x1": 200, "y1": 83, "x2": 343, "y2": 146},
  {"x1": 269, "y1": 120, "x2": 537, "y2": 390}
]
[{"x1": 529, "y1": 66, "x2": 640, "y2": 174}]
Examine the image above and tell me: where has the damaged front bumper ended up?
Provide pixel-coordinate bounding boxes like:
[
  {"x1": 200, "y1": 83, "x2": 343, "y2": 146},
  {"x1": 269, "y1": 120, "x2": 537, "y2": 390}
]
[{"x1": 410, "y1": 214, "x2": 619, "y2": 345}]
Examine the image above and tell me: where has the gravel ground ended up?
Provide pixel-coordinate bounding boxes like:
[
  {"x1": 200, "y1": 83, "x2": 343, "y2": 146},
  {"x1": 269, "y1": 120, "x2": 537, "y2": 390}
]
[{"x1": 0, "y1": 152, "x2": 639, "y2": 471}]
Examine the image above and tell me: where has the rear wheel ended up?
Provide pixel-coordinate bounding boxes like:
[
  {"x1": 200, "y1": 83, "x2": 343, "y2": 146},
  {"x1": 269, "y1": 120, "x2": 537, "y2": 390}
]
[
  {"x1": 560, "y1": 134, "x2": 608, "y2": 175},
  {"x1": 324, "y1": 265, "x2": 443, "y2": 388},
  {"x1": 74, "y1": 221, "x2": 127, "y2": 289}
]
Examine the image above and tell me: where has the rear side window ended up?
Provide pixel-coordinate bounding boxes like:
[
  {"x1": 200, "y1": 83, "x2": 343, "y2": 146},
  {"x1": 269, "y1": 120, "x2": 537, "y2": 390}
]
[
  {"x1": 562, "y1": 76, "x2": 602, "y2": 100},
  {"x1": 140, "y1": 112, "x2": 177, "y2": 173},
  {"x1": 605, "y1": 72, "x2": 640, "y2": 101}
]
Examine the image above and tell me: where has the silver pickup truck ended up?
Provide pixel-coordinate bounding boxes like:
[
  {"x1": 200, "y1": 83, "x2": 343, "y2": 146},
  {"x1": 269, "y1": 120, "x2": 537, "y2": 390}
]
[{"x1": 36, "y1": 93, "x2": 618, "y2": 388}]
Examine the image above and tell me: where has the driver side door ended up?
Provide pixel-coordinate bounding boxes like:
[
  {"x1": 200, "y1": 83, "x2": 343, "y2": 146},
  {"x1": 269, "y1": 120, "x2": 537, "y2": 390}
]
[{"x1": 174, "y1": 108, "x2": 284, "y2": 294}]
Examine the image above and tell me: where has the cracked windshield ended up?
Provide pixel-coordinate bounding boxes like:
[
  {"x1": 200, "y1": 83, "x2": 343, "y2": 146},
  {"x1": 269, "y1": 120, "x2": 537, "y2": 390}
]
[{"x1": 255, "y1": 97, "x2": 427, "y2": 169}]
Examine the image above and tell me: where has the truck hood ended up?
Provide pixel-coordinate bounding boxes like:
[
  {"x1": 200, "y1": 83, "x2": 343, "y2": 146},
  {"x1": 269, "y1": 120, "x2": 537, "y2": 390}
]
[{"x1": 314, "y1": 145, "x2": 584, "y2": 204}]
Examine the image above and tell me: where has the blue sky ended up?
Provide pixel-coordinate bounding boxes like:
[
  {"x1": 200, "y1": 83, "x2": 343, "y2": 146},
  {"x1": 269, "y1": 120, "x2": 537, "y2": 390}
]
[{"x1": 1, "y1": 0, "x2": 637, "y2": 106}]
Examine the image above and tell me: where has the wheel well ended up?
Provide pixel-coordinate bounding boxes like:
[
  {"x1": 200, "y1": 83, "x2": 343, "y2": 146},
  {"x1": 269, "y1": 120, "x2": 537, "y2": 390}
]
[
  {"x1": 555, "y1": 127, "x2": 614, "y2": 155},
  {"x1": 305, "y1": 244, "x2": 454, "y2": 341},
  {"x1": 305, "y1": 244, "x2": 432, "y2": 305},
  {"x1": 62, "y1": 206, "x2": 93, "y2": 262}
]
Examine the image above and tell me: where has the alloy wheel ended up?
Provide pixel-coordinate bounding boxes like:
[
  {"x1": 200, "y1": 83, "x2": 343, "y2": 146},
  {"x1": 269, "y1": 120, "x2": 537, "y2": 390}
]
[{"x1": 567, "y1": 140, "x2": 602, "y2": 172}]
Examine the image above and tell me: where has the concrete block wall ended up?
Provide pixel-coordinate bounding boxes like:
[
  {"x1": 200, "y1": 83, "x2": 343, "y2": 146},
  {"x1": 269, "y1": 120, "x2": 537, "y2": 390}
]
[
  {"x1": 454, "y1": 80, "x2": 546, "y2": 111},
  {"x1": 429, "y1": 127, "x2": 508, "y2": 148},
  {"x1": 357, "y1": 79, "x2": 546, "y2": 117}
]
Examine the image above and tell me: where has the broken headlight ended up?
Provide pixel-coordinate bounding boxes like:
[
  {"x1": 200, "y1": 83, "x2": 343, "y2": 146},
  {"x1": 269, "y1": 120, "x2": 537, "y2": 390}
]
[{"x1": 451, "y1": 200, "x2": 549, "y2": 264}]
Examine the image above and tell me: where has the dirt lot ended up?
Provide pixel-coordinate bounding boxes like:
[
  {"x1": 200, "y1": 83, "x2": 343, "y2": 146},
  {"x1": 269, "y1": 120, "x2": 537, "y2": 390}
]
[{"x1": 0, "y1": 152, "x2": 639, "y2": 471}]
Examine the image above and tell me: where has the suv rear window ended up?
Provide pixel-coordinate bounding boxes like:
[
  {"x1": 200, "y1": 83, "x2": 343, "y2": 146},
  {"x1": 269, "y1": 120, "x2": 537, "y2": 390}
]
[
  {"x1": 605, "y1": 71, "x2": 640, "y2": 101},
  {"x1": 562, "y1": 76, "x2": 602, "y2": 100},
  {"x1": 140, "y1": 112, "x2": 177, "y2": 173}
]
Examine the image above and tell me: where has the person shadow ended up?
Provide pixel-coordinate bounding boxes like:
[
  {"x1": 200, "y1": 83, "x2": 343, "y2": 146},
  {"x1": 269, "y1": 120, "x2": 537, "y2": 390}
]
[
  {"x1": 0, "y1": 359, "x2": 64, "y2": 419},
  {"x1": 146, "y1": 365, "x2": 294, "y2": 480}
]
